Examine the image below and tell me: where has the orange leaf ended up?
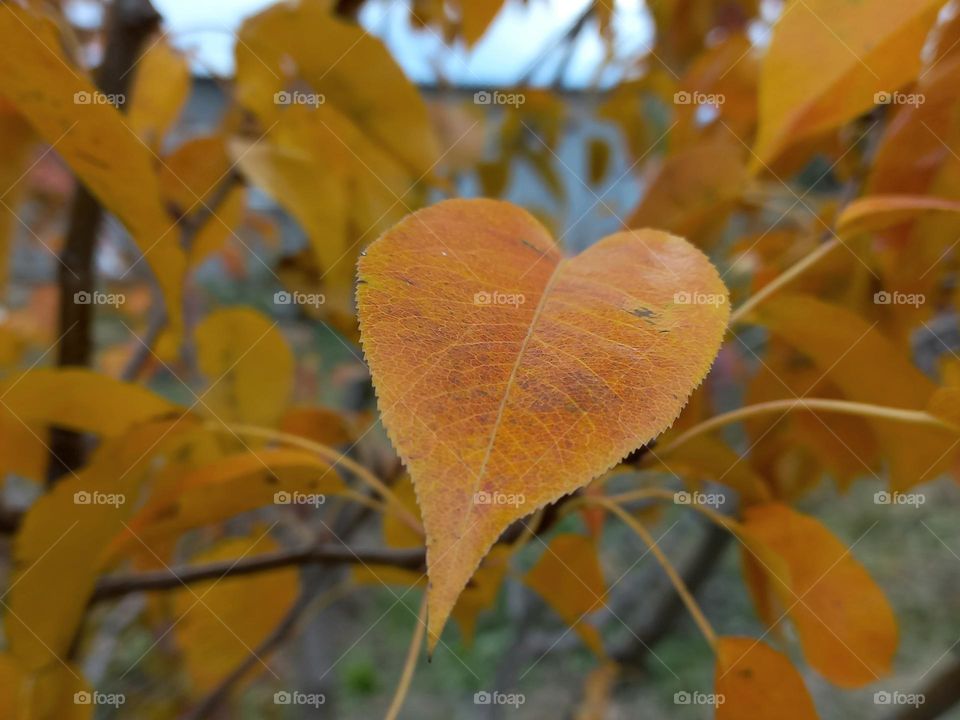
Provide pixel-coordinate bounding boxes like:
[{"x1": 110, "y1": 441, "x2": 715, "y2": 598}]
[
  {"x1": 740, "y1": 503, "x2": 897, "y2": 687},
  {"x1": 357, "y1": 198, "x2": 729, "y2": 649},
  {"x1": 757, "y1": 294, "x2": 957, "y2": 490},
  {"x1": 754, "y1": 0, "x2": 942, "y2": 166},
  {"x1": 716, "y1": 636, "x2": 819, "y2": 720},
  {"x1": 524, "y1": 534, "x2": 607, "y2": 655}
]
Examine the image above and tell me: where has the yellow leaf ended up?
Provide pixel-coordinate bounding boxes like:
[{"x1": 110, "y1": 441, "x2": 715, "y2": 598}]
[
  {"x1": 159, "y1": 134, "x2": 233, "y2": 214},
  {"x1": 382, "y1": 475, "x2": 423, "y2": 550},
  {"x1": 0, "y1": 654, "x2": 93, "y2": 720},
  {"x1": 740, "y1": 503, "x2": 897, "y2": 687},
  {"x1": 195, "y1": 308, "x2": 293, "y2": 427},
  {"x1": 279, "y1": 406, "x2": 353, "y2": 448},
  {"x1": 450, "y1": 545, "x2": 511, "y2": 645},
  {"x1": 716, "y1": 636, "x2": 819, "y2": 720},
  {"x1": 629, "y1": 139, "x2": 746, "y2": 237},
  {"x1": 0, "y1": 368, "x2": 176, "y2": 436},
  {"x1": 754, "y1": 0, "x2": 943, "y2": 165},
  {"x1": 458, "y1": 0, "x2": 505, "y2": 47},
  {"x1": 0, "y1": 4, "x2": 186, "y2": 335},
  {"x1": 524, "y1": 534, "x2": 606, "y2": 655},
  {"x1": 109, "y1": 448, "x2": 343, "y2": 564},
  {"x1": 189, "y1": 184, "x2": 246, "y2": 267},
  {"x1": 357, "y1": 198, "x2": 729, "y2": 649},
  {"x1": 231, "y1": 103, "x2": 410, "y2": 309},
  {"x1": 172, "y1": 534, "x2": 298, "y2": 693},
  {"x1": 7, "y1": 420, "x2": 192, "y2": 669},
  {"x1": 653, "y1": 434, "x2": 770, "y2": 504},
  {"x1": 928, "y1": 387, "x2": 960, "y2": 425},
  {"x1": 235, "y1": 0, "x2": 438, "y2": 175},
  {"x1": 758, "y1": 294, "x2": 957, "y2": 490},
  {"x1": 126, "y1": 35, "x2": 190, "y2": 148}
]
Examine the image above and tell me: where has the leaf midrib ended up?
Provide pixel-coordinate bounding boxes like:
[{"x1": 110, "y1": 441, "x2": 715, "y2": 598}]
[{"x1": 460, "y1": 258, "x2": 568, "y2": 538}]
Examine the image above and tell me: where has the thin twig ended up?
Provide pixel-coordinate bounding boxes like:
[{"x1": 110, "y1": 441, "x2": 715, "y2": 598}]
[
  {"x1": 384, "y1": 594, "x2": 427, "y2": 720},
  {"x1": 91, "y1": 544, "x2": 424, "y2": 602},
  {"x1": 659, "y1": 398, "x2": 959, "y2": 456},
  {"x1": 589, "y1": 497, "x2": 719, "y2": 649}
]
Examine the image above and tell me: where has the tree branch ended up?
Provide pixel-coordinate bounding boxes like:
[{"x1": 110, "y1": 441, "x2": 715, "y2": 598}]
[
  {"x1": 49, "y1": 0, "x2": 161, "y2": 483},
  {"x1": 91, "y1": 544, "x2": 424, "y2": 602}
]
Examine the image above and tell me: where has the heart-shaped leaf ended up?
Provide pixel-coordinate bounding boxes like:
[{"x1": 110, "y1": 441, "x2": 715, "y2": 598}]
[{"x1": 357, "y1": 199, "x2": 729, "y2": 648}]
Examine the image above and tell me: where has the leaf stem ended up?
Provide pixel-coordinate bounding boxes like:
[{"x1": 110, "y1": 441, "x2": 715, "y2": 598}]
[
  {"x1": 384, "y1": 594, "x2": 427, "y2": 720},
  {"x1": 728, "y1": 237, "x2": 839, "y2": 325},
  {"x1": 587, "y1": 497, "x2": 718, "y2": 650},
  {"x1": 207, "y1": 421, "x2": 423, "y2": 536},
  {"x1": 658, "y1": 398, "x2": 959, "y2": 457},
  {"x1": 606, "y1": 488, "x2": 739, "y2": 532}
]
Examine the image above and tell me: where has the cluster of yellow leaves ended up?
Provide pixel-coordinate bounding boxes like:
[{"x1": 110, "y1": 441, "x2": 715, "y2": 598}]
[{"x1": 3, "y1": 0, "x2": 960, "y2": 717}]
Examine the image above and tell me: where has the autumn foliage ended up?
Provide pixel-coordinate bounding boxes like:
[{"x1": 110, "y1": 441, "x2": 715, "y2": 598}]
[{"x1": 0, "y1": 0, "x2": 958, "y2": 718}]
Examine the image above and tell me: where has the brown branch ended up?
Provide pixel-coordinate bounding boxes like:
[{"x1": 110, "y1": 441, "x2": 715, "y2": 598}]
[
  {"x1": 49, "y1": 0, "x2": 161, "y2": 483},
  {"x1": 91, "y1": 544, "x2": 424, "y2": 602}
]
